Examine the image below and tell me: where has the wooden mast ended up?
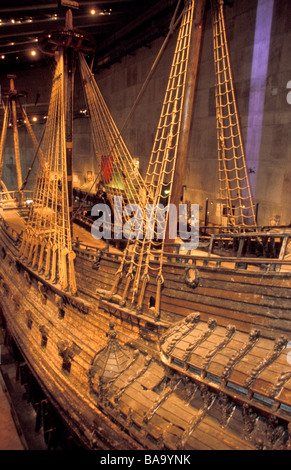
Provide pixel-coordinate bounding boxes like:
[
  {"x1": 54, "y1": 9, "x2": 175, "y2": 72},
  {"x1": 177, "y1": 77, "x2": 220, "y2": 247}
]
[
  {"x1": 8, "y1": 75, "x2": 23, "y2": 192},
  {"x1": 168, "y1": 0, "x2": 206, "y2": 241},
  {"x1": 64, "y1": 8, "x2": 75, "y2": 236}
]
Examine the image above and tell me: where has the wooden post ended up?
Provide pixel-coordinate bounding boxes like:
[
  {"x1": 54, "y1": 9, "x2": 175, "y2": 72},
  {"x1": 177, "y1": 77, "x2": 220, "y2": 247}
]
[
  {"x1": 166, "y1": 0, "x2": 207, "y2": 246},
  {"x1": 64, "y1": 9, "x2": 75, "y2": 237},
  {"x1": 9, "y1": 75, "x2": 23, "y2": 191}
]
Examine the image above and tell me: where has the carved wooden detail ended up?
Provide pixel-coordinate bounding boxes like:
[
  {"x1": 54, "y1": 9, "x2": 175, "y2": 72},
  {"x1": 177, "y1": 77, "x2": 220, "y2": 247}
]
[
  {"x1": 113, "y1": 354, "x2": 151, "y2": 403},
  {"x1": 222, "y1": 329, "x2": 261, "y2": 382},
  {"x1": 243, "y1": 404, "x2": 257, "y2": 440},
  {"x1": 219, "y1": 392, "x2": 235, "y2": 428},
  {"x1": 184, "y1": 266, "x2": 200, "y2": 288},
  {"x1": 245, "y1": 336, "x2": 288, "y2": 389},
  {"x1": 162, "y1": 312, "x2": 200, "y2": 356},
  {"x1": 55, "y1": 294, "x2": 65, "y2": 319},
  {"x1": 183, "y1": 319, "x2": 217, "y2": 362},
  {"x1": 39, "y1": 325, "x2": 49, "y2": 348},
  {"x1": 201, "y1": 324, "x2": 236, "y2": 376},
  {"x1": 143, "y1": 376, "x2": 181, "y2": 424},
  {"x1": 270, "y1": 371, "x2": 291, "y2": 398},
  {"x1": 38, "y1": 281, "x2": 48, "y2": 305},
  {"x1": 25, "y1": 310, "x2": 33, "y2": 330},
  {"x1": 57, "y1": 340, "x2": 81, "y2": 374},
  {"x1": 0, "y1": 246, "x2": 6, "y2": 260},
  {"x1": 23, "y1": 271, "x2": 32, "y2": 288}
]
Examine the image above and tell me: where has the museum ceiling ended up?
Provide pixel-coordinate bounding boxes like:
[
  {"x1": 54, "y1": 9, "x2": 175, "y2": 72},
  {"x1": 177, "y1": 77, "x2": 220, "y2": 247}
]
[{"x1": 0, "y1": 0, "x2": 188, "y2": 74}]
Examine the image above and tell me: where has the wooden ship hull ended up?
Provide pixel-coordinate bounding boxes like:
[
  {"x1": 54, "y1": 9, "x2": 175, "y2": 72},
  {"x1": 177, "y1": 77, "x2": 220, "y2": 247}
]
[
  {"x1": 1, "y1": 0, "x2": 291, "y2": 451},
  {"x1": 1, "y1": 212, "x2": 291, "y2": 450}
]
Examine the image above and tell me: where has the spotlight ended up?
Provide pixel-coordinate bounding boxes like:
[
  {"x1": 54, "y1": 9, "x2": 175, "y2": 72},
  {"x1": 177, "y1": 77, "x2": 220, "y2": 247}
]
[
  {"x1": 1, "y1": 55, "x2": 5, "y2": 59},
  {"x1": 90, "y1": 9, "x2": 96, "y2": 15},
  {"x1": 32, "y1": 116, "x2": 38, "y2": 122},
  {"x1": 31, "y1": 50, "x2": 37, "y2": 56}
]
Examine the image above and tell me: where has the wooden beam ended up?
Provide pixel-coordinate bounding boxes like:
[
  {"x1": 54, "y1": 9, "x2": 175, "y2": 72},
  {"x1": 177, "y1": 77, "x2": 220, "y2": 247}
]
[{"x1": 171, "y1": 0, "x2": 207, "y2": 211}]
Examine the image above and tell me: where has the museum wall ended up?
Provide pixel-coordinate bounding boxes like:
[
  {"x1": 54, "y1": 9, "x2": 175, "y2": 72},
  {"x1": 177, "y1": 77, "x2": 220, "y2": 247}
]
[{"x1": 0, "y1": 0, "x2": 290, "y2": 226}]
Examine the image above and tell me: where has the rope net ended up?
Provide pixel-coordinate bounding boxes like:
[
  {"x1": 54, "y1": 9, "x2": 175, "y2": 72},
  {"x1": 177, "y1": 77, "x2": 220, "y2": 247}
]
[
  {"x1": 0, "y1": 94, "x2": 23, "y2": 192},
  {"x1": 105, "y1": 0, "x2": 195, "y2": 319},
  {"x1": 0, "y1": 82, "x2": 45, "y2": 196},
  {"x1": 19, "y1": 51, "x2": 77, "y2": 294},
  {"x1": 78, "y1": 52, "x2": 147, "y2": 220},
  {"x1": 211, "y1": 0, "x2": 256, "y2": 227}
]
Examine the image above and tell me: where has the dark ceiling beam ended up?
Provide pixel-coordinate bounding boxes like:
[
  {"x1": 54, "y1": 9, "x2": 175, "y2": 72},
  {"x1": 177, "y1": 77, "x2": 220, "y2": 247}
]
[
  {"x1": 95, "y1": 0, "x2": 178, "y2": 54},
  {"x1": 0, "y1": 15, "x2": 125, "y2": 40},
  {"x1": 0, "y1": 0, "x2": 136, "y2": 15}
]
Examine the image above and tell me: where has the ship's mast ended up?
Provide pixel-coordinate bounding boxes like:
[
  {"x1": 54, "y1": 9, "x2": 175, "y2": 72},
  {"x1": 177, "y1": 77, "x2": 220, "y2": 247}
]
[
  {"x1": 38, "y1": 0, "x2": 95, "y2": 234},
  {"x1": 64, "y1": 8, "x2": 75, "y2": 235},
  {"x1": 170, "y1": 0, "x2": 206, "y2": 211}
]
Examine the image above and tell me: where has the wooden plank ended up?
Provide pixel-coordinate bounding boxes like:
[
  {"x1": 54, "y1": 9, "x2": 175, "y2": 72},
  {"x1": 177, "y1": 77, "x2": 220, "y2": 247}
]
[{"x1": 163, "y1": 278, "x2": 291, "y2": 310}]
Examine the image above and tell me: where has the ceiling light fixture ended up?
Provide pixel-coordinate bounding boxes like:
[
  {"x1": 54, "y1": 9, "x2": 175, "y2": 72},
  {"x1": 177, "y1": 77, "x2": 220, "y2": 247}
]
[
  {"x1": 31, "y1": 50, "x2": 37, "y2": 56},
  {"x1": 90, "y1": 9, "x2": 96, "y2": 15}
]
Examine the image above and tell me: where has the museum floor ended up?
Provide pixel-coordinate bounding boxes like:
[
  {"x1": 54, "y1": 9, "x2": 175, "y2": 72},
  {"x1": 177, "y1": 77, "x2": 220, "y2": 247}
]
[{"x1": 0, "y1": 328, "x2": 46, "y2": 450}]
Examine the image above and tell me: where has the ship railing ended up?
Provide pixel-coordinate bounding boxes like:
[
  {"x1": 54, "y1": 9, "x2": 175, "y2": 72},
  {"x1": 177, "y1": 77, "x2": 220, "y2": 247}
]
[
  {"x1": 200, "y1": 224, "x2": 291, "y2": 234},
  {"x1": 207, "y1": 231, "x2": 291, "y2": 260},
  {"x1": 0, "y1": 190, "x2": 34, "y2": 204},
  {"x1": 161, "y1": 252, "x2": 291, "y2": 273},
  {"x1": 0, "y1": 215, "x2": 22, "y2": 242},
  {"x1": 72, "y1": 238, "x2": 291, "y2": 274}
]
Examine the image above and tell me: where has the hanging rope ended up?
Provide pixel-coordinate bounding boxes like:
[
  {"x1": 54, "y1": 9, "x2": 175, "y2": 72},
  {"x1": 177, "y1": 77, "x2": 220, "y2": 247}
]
[
  {"x1": 0, "y1": 86, "x2": 47, "y2": 195},
  {"x1": 78, "y1": 52, "x2": 146, "y2": 204},
  {"x1": 19, "y1": 51, "x2": 77, "y2": 295},
  {"x1": 107, "y1": 0, "x2": 195, "y2": 319},
  {"x1": 211, "y1": 0, "x2": 256, "y2": 227},
  {"x1": 73, "y1": 1, "x2": 183, "y2": 220},
  {"x1": 0, "y1": 100, "x2": 9, "y2": 182}
]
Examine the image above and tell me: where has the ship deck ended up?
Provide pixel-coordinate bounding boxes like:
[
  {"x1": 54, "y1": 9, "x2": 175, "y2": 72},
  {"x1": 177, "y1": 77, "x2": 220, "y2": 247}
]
[
  {"x1": 0, "y1": 205, "x2": 219, "y2": 258},
  {"x1": 0, "y1": 205, "x2": 121, "y2": 254},
  {"x1": 1, "y1": 204, "x2": 291, "y2": 450}
]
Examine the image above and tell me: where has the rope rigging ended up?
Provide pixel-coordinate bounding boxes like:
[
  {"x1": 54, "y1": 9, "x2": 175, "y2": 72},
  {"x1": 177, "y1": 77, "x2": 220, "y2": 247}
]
[
  {"x1": 73, "y1": 0, "x2": 183, "y2": 222},
  {"x1": 19, "y1": 51, "x2": 77, "y2": 295},
  {"x1": 104, "y1": 0, "x2": 195, "y2": 320},
  {"x1": 77, "y1": 52, "x2": 147, "y2": 217},
  {"x1": 0, "y1": 77, "x2": 46, "y2": 196},
  {"x1": 0, "y1": 0, "x2": 257, "y2": 304},
  {"x1": 211, "y1": 0, "x2": 256, "y2": 227}
]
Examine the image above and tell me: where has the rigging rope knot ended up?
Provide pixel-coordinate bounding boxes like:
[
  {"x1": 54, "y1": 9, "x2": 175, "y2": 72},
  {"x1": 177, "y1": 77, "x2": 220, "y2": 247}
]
[{"x1": 157, "y1": 273, "x2": 165, "y2": 286}]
